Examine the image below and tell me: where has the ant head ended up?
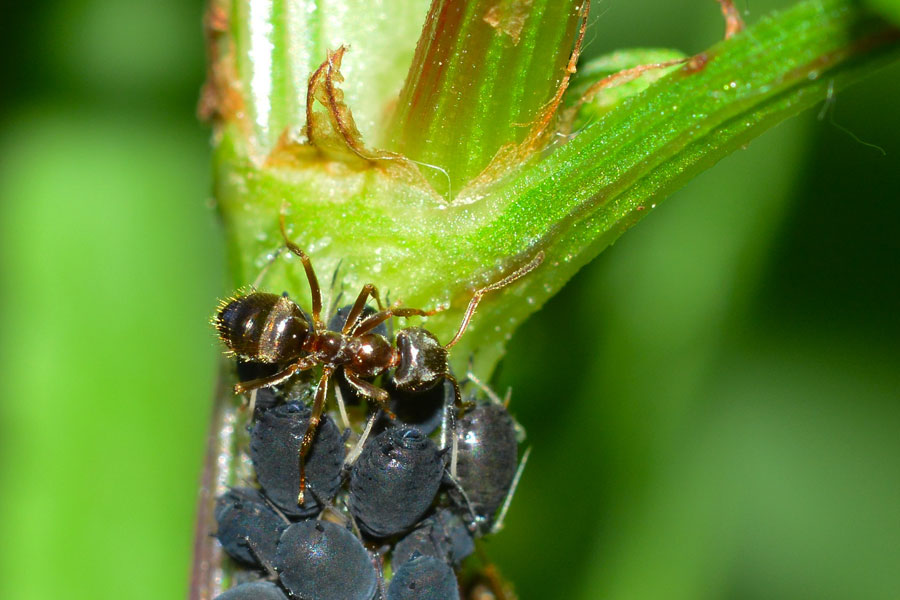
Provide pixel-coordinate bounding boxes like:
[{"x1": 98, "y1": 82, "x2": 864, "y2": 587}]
[{"x1": 392, "y1": 327, "x2": 448, "y2": 393}]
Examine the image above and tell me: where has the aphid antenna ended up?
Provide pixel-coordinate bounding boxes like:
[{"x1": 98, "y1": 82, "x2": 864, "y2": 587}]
[
  {"x1": 256, "y1": 488, "x2": 292, "y2": 526},
  {"x1": 250, "y1": 245, "x2": 286, "y2": 290},
  {"x1": 344, "y1": 409, "x2": 381, "y2": 467},
  {"x1": 244, "y1": 536, "x2": 280, "y2": 581},
  {"x1": 491, "y1": 446, "x2": 532, "y2": 535},
  {"x1": 443, "y1": 471, "x2": 481, "y2": 529}
]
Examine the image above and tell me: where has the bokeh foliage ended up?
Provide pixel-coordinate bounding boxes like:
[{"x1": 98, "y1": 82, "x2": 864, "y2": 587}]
[{"x1": 0, "y1": 1, "x2": 898, "y2": 600}]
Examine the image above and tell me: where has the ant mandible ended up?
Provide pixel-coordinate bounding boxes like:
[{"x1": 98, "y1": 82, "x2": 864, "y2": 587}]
[{"x1": 214, "y1": 213, "x2": 543, "y2": 505}]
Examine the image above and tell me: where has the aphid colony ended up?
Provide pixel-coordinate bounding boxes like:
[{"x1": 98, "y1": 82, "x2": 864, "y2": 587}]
[{"x1": 211, "y1": 217, "x2": 539, "y2": 599}]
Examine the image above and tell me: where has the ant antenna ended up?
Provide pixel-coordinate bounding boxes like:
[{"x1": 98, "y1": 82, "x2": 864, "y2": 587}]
[{"x1": 445, "y1": 251, "x2": 545, "y2": 349}]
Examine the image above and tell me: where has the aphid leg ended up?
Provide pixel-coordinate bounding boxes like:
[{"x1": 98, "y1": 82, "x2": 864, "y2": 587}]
[
  {"x1": 279, "y1": 211, "x2": 324, "y2": 329},
  {"x1": 490, "y1": 446, "x2": 531, "y2": 534},
  {"x1": 332, "y1": 376, "x2": 352, "y2": 430},
  {"x1": 233, "y1": 356, "x2": 318, "y2": 394},
  {"x1": 247, "y1": 388, "x2": 258, "y2": 414},
  {"x1": 344, "y1": 370, "x2": 395, "y2": 419},
  {"x1": 325, "y1": 258, "x2": 344, "y2": 318},
  {"x1": 297, "y1": 366, "x2": 334, "y2": 505},
  {"x1": 343, "y1": 283, "x2": 383, "y2": 334},
  {"x1": 257, "y1": 490, "x2": 292, "y2": 526},
  {"x1": 444, "y1": 373, "x2": 463, "y2": 479},
  {"x1": 466, "y1": 368, "x2": 505, "y2": 406},
  {"x1": 344, "y1": 409, "x2": 381, "y2": 467},
  {"x1": 444, "y1": 469, "x2": 481, "y2": 528},
  {"x1": 445, "y1": 251, "x2": 544, "y2": 349}
]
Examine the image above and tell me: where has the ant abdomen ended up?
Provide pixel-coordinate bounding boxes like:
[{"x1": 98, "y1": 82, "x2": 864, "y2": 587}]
[{"x1": 215, "y1": 292, "x2": 310, "y2": 363}]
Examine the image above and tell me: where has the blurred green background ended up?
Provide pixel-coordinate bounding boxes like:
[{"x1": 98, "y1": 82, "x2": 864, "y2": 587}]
[{"x1": 1, "y1": 1, "x2": 897, "y2": 599}]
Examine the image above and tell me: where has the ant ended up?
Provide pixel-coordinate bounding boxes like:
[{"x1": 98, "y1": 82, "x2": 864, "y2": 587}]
[{"x1": 214, "y1": 213, "x2": 543, "y2": 505}]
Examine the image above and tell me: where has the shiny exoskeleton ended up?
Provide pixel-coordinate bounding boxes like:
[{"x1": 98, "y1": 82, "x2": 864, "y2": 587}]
[
  {"x1": 214, "y1": 213, "x2": 543, "y2": 504},
  {"x1": 213, "y1": 581, "x2": 288, "y2": 600},
  {"x1": 348, "y1": 426, "x2": 444, "y2": 538},
  {"x1": 214, "y1": 487, "x2": 287, "y2": 567},
  {"x1": 450, "y1": 402, "x2": 519, "y2": 531},
  {"x1": 249, "y1": 403, "x2": 344, "y2": 517},
  {"x1": 273, "y1": 520, "x2": 377, "y2": 600},
  {"x1": 387, "y1": 555, "x2": 460, "y2": 600}
]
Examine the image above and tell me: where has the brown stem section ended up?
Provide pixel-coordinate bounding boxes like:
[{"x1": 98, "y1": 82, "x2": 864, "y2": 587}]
[{"x1": 189, "y1": 372, "x2": 239, "y2": 600}]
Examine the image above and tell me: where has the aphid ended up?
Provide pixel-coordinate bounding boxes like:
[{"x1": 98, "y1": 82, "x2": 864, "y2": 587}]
[
  {"x1": 213, "y1": 581, "x2": 288, "y2": 600},
  {"x1": 214, "y1": 487, "x2": 287, "y2": 567},
  {"x1": 274, "y1": 520, "x2": 377, "y2": 600},
  {"x1": 214, "y1": 213, "x2": 543, "y2": 504},
  {"x1": 450, "y1": 401, "x2": 522, "y2": 533},
  {"x1": 386, "y1": 555, "x2": 460, "y2": 600},
  {"x1": 381, "y1": 378, "x2": 452, "y2": 436},
  {"x1": 392, "y1": 508, "x2": 474, "y2": 569},
  {"x1": 348, "y1": 426, "x2": 444, "y2": 538},
  {"x1": 250, "y1": 402, "x2": 344, "y2": 517}
]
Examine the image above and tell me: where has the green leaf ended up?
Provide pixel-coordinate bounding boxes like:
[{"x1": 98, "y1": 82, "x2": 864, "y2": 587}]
[{"x1": 868, "y1": 0, "x2": 900, "y2": 25}]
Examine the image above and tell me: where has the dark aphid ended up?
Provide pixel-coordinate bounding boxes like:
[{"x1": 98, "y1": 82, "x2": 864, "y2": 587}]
[
  {"x1": 379, "y1": 378, "x2": 452, "y2": 436},
  {"x1": 349, "y1": 427, "x2": 444, "y2": 538},
  {"x1": 387, "y1": 555, "x2": 460, "y2": 600},
  {"x1": 450, "y1": 402, "x2": 519, "y2": 531},
  {"x1": 214, "y1": 212, "x2": 543, "y2": 505},
  {"x1": 392, "y1": 508, "x2": 474, "y2": 569},
  {"x1": 250, "y1": 402, "x2": 343, "y2": 517},
  {"x1": 214, "y1": 487, "x2": 287, "y2": 567},
  {"x1": 214, "y1": 581, "x2": 289, "y2": 600},
  {"x1": 274, "y1": 520, "x2": 377, "y2": 600}
]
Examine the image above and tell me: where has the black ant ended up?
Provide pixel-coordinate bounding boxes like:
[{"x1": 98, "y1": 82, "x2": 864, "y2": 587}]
[{"x1": 214, "y1": 214, "x2": 543, "y2": 505}]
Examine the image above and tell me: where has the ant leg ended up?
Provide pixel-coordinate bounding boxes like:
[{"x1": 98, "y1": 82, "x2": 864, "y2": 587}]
[
  {"x1": 233, "y1": 356, "x2": 318, "y2": 394},
  {"x1": 297, "y1": 366, "x2": 334, "y2": 505},
  {"x1": 343, "y1": 370, "x2": 395, "y2": 419},
  {"x1": 491, "y1": 446, "x2": 531, "y2": 534},
  {"x1": 353, "y1": 305, "x2": 444, "y2": 336},
  {"x1": 445, "y1": 251, "x2": 544, "y2": 349},
  {"x1": 342, "y1": 283, "x2": 383, "y2": 334},
  {"x1": 279, "y1": 211, "x2": 324, "y2": 328}
]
